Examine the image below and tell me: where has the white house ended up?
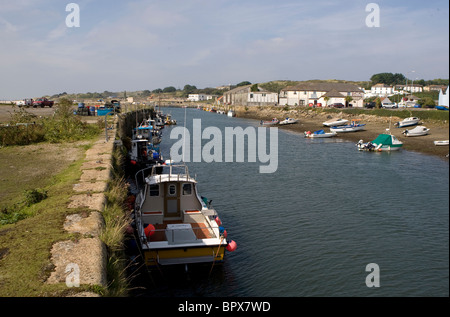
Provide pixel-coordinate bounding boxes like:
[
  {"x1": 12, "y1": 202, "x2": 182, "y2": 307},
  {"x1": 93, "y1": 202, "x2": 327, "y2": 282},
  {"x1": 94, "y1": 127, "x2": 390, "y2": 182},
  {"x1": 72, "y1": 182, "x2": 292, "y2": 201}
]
[
  {"x1": 279, "y1": 82, "x2": 364, "y2": 107},
  {"x1": 370, "y1": 83, "x2": 394, "y2": 96},
  {"x1": 438, "y1": 86, "x2": 449, "y2": 108},
  {"x1": 187, "y1": 94, "x2": 207, "y2": 102}
]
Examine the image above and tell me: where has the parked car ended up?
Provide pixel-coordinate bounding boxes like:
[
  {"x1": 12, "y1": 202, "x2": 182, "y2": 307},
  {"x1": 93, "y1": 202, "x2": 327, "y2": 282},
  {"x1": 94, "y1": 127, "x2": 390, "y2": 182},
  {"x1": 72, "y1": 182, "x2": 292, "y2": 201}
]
[
  {"x1": 382, "y1": 102, "x2": 397, "y2": 109},
  {"x1": 33, "y1": 98, "x2": 54, "y2": 108},
  {"x1": 330, "y1": 103, "x2": 345, "y2": 108},
  {"x1": 365, "y1": 102, "x2": 376, "y2": 109}
]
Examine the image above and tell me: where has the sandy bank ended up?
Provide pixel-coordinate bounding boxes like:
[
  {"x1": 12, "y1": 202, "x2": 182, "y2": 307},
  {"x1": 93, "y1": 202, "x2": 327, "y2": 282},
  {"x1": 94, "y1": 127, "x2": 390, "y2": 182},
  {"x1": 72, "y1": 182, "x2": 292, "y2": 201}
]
[{"x1": 233, "y1": 106, "x2": 449, "y2": 159}]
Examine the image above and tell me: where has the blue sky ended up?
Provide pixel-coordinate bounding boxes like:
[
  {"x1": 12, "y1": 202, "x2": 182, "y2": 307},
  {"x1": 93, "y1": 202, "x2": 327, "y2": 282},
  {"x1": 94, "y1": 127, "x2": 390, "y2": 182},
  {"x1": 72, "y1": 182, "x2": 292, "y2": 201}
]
[{"x1": 0, "y1": 0, "x2": 448, "y2": 99}]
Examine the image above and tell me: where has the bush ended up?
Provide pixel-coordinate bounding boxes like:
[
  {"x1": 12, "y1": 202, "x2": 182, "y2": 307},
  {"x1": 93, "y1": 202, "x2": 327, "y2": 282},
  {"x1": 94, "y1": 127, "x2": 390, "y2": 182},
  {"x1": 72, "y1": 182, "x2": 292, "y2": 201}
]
[{"x1": 23, "y1": 189, "x2": 48, "y2": 207}]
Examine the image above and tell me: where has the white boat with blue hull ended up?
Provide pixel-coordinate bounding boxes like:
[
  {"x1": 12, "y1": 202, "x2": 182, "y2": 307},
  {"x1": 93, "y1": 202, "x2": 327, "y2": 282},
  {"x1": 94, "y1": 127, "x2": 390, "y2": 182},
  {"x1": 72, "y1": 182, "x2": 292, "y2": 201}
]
[
  {"x1": 304, "y1": 129, "x2": 336, "y2": 138},
  {"x1": 395, "y1": 117, "x2": 420, "y2": 128},
  {"x1": 330, "y1": 119, "x2": 365, "y2": 133}
]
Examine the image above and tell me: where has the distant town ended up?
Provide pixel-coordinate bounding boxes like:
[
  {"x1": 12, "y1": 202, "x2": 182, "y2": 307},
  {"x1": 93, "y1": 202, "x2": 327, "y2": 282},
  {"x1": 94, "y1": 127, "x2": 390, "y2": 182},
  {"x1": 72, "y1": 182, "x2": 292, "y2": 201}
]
[{"x1": 2, "y1": 73, "x2": 449, "y2": 110}]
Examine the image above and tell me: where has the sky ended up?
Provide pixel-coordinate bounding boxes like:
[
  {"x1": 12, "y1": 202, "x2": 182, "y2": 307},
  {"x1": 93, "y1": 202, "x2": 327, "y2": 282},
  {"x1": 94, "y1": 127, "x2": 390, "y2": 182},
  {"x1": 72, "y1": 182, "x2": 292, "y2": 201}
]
[{"x1": 0, "y1": 0, "x2": 449, "y2": 99}]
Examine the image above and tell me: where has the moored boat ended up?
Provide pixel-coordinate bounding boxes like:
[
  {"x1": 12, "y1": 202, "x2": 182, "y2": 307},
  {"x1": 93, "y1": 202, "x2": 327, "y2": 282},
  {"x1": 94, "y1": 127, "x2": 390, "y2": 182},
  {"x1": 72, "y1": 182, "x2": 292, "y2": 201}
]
[
  {"x1": 227, "y1": 110, "x2": 236, "y2": 117},
  {"x1": 304, "y1": 129, "x2": 336, "y2": 138},
  {"x1": 260, "y1": 118, "x2": 279, "y2": 126},
  {"x1": 402, "y1": 125, "x2": 430, "y2": 137},
  {"x1": 434, "y1": 140, "x2": 449, "y2": 146},
  {"x1": 395, "y1": 117, "x2": 420, "y2": 128},
  {"x1": 357, "y1": 133, "x2": 403, "y2": 151},
  {"x1": 133, "y1": 164, "x2": 236, "y2": 267},
  {"x1": 279, "y1": 117, "x2": 298, "y2": 125},
  {"x1": 330, "y1": 119, "x2": 365, "y2": 133},
  {"x1": 323, "y1": 118, "x2": 349, "y2": 127}
]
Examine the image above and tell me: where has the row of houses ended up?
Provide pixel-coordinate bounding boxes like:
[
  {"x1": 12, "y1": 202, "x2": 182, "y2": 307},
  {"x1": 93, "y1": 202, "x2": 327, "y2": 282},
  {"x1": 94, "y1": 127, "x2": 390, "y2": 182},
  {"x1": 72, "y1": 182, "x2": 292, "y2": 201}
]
[
  {"x1": 217, "y1": 82, "x2": 449, "y2": 108},
  {"x1": 221, "y1": 82, "x2": 365, "y2": 108}
]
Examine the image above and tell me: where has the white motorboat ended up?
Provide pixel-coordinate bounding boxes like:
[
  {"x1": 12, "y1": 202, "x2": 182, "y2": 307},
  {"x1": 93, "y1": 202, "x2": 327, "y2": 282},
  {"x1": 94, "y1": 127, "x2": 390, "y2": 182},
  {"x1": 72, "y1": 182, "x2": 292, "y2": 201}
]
[
  {"x1": 357, "y1": 133, "x2": 403, "y2": 151},
  {"x1": 133, "y1": 164, "x2": 236, "y2": 267},
  {"x1": 323, "y1": 118, "x2": 349, "y2": 127},
  {"x1": 279, "y1": 117, "x2": 298, "y2": 125},
  {"x1": 227, "y1": 110, "x2": 236, "y2": 117},
  {"x1": 395, "y1": 117, "x2": 420, "y2": 128},
  {"x1": 434, "y1": 140, "x2": 449, "y2": 146},
  {"x1": 330, "y1": 119, "x2": 365, "y2": 133},
  {"x1": 402, "y1": 125, "x2": 430, "y2": 137},
  {"x1": 304, "y1": 129, "x2": 336, "y2": 138}
]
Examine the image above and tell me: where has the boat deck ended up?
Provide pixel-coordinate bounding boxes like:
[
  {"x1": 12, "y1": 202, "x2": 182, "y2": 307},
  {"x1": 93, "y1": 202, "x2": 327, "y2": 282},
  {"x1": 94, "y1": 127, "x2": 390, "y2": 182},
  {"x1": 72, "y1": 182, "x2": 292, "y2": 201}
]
[{"x1": 149, "y1": 221, "x2": 213, "y2": 242}]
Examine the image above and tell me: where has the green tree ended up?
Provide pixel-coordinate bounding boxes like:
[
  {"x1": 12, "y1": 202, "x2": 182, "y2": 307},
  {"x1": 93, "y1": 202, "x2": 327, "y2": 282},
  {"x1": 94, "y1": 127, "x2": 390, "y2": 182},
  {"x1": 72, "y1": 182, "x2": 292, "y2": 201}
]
[
  {"x1": 236, "y1": 81, "x2": 251, "y2": 87},
  {"x1": 250, "y1": 84, "x2": 259, "y2": 92},
  {"x1": 162, "y1": 86, "x2": 176, "y2": 93}
]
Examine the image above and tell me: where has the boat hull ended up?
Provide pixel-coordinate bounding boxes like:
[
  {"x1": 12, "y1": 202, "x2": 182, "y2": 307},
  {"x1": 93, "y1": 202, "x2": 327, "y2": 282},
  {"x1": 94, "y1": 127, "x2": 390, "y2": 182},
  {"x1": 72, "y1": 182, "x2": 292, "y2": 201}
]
[
  {"x1": 330, "y1": 125, "x2": 365, "y2": 133},
  {"x1": 143, "y1": 245, "x2": 226, "y2": 266},
  {"x1": 304, "y1": 132, "x2": 336, "y2": 138}
]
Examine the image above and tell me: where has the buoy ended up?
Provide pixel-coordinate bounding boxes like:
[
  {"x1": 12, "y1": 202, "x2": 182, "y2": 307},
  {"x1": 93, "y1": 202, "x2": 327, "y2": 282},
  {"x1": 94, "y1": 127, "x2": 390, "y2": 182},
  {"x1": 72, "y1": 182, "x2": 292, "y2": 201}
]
[
  {"x1": 144, "y1": 224, "x2": 155, "y2": 238},
  {"x1": 215, "y1": 217, "x2": 222, "y2": 226},
  {"x1": 226, "y1": 240, "x2": 237, "y2": 252}
]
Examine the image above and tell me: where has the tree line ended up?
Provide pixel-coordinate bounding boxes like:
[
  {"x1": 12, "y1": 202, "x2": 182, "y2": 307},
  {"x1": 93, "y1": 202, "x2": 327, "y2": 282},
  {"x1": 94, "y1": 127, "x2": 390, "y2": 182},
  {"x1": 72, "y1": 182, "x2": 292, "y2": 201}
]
[{"x1": 370, "y1": 72, "x2": 449, "y2": 87}]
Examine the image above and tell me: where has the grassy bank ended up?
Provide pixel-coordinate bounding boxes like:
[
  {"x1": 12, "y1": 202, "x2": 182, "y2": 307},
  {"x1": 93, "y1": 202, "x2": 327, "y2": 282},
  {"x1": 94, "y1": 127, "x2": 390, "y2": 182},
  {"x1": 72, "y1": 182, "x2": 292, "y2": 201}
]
[{"x1": 0, "y1": 145, "x2": 89, "y2": 296}]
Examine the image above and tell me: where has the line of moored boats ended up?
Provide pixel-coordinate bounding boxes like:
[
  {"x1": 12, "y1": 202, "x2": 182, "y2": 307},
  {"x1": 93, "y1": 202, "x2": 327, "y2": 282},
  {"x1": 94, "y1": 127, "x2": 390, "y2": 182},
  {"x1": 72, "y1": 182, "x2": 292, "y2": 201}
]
[{"x1": 127, "y1": 110, "x2": 236, "y2": 269}]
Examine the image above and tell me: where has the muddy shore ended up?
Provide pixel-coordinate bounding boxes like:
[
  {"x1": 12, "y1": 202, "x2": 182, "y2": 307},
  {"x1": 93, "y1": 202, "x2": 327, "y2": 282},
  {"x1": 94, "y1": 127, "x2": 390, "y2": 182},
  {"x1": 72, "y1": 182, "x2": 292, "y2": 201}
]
[{"x1": 233, "y1": 106, "x2": 449, "y2": 159}]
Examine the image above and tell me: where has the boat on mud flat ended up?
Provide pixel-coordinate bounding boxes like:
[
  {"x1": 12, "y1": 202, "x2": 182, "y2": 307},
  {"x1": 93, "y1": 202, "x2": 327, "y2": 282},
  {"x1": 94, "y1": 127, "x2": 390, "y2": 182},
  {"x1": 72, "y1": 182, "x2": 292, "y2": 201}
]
[
  {"x1": 304, "y1": 129, "x2": 336, "y2": 138},
  {"x1": 330, "y1": 119, "x2": 366, "y2": 133},
  {"x1": 357, "y1": 133, "x2": 403, "y2": 151},
  {"x1": 434, "y1": 140, "x2": 449, "y2": 146},
  {"x1": 260, "y1": 118, "x2": 279, "y2": 126},
  {"x1": 323, "y1": 118, "x2": 349, "y2": 127},
  {"x1": 402, "y1": 125, "x2": 430, "y2": 137},
  {"x1": 279, "y1": 117, "x2": 298, "y2": 125},
  {"x1": 133, "y1": 164, "x2": 236, "y2": 267},
  {"x1": 395, "y1": 117, "x2": 420, "y2": 128}
]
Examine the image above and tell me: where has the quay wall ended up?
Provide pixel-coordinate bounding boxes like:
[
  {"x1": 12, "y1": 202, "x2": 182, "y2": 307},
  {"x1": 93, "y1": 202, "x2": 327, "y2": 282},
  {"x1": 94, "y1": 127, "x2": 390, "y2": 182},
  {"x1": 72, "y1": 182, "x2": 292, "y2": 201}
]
[{"x1": 47, "y1": 109, "x2": 153, "y2": 296}]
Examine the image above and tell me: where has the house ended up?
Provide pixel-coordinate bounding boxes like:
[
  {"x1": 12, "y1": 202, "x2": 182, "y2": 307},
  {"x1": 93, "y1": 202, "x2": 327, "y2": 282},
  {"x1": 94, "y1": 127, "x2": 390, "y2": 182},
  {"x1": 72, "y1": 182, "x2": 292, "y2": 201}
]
[
  {"x1": 424, "y1": 85, "x2": 447, "y2": 92},
  {"x1": 370, "y1": 83, "x2": 394, "y2": 96},
  {"x1": 222, "y1": 85, "x2": 278, "y2": 107},
  {"x1": 279, "y1": 82, "x2": 364, "y2": 107},
  {"x1": 404, "y1": 84, "x2": 423, "y2": 93},
  {"x1": 438, "y1": 86, "x2": 449, "y2": 108},
  {"x1": 187, "y1": 94, "x2": 207, "y2": 102}
]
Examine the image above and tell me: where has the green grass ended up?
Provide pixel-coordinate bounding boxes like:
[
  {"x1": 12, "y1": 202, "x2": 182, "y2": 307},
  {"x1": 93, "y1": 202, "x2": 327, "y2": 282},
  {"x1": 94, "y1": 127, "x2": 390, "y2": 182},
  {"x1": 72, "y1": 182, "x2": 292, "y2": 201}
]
[{"x1": 0, "y1": 153, "x2": 89, "y2": 296}]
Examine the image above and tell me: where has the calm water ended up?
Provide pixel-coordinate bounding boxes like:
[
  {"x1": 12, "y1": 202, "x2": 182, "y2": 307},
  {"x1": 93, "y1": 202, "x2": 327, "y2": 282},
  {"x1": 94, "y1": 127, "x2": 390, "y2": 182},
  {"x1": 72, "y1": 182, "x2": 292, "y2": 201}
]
[{"x1": 129, "y1": 107, "x2": 449, "y2": 297}]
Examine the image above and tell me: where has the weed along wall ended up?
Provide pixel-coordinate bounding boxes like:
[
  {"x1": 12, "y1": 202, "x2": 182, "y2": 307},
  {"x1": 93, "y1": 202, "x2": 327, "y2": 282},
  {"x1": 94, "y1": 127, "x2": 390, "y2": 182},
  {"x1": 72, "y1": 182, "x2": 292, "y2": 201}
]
[{"x1": 45, "y1": 109, "x2": 154, "y2": 296}]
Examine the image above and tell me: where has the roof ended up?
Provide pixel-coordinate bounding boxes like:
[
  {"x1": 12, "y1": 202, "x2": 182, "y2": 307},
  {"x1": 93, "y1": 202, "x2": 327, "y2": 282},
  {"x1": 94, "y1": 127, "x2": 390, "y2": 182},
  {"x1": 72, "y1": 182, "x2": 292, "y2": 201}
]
[
  {"x1": 322, "y1": 89, "x2": 345, "y2": 98},
  {"x1": 281, "y1": 82, "x2": 363, "y2": 93}
]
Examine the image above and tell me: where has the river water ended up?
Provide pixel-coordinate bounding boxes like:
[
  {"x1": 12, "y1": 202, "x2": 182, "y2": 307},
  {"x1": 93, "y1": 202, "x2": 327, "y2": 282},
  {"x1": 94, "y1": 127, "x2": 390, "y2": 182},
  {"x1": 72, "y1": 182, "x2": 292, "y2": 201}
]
[{"x1": 129, "y1": 107, "x2": 449, "y2": 297}]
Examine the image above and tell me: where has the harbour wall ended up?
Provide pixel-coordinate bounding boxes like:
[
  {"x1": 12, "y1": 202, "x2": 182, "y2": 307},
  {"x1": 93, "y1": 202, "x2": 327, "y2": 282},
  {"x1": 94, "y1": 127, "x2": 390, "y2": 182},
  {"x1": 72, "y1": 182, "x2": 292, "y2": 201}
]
[{"x1": 46, "y1": 109, "x2": 153, "y2": 296}]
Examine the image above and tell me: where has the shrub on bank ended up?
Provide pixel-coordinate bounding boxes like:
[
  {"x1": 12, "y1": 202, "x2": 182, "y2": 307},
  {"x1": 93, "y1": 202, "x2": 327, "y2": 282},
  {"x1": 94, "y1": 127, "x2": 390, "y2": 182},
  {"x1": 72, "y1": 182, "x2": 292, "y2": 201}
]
[{"x1": 0, "y1": 99, "x2": 100, "y2": 146}]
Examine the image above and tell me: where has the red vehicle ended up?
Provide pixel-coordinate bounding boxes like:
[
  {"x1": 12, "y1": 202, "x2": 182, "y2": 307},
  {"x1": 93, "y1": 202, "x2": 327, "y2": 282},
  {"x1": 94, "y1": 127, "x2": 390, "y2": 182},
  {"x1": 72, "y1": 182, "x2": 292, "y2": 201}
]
[{"x1": 33, "y1": 98, "x2": 54, "y2": 108}]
